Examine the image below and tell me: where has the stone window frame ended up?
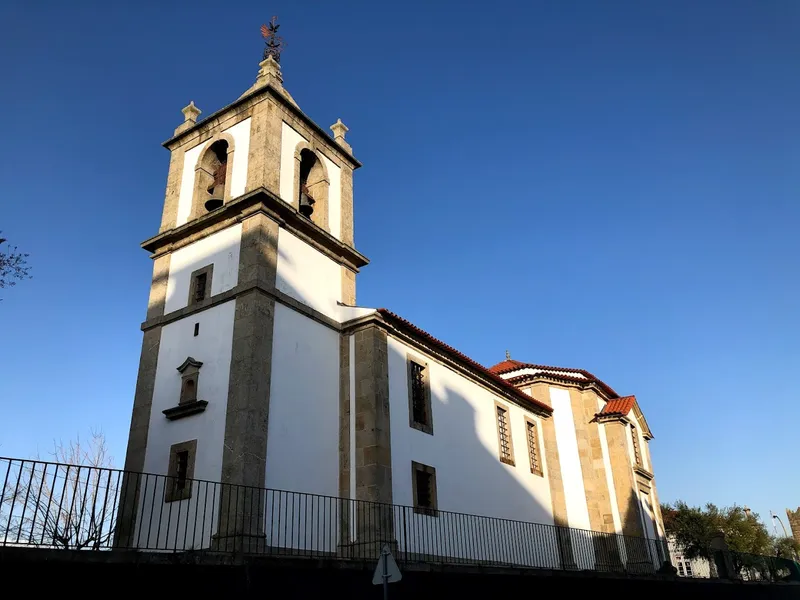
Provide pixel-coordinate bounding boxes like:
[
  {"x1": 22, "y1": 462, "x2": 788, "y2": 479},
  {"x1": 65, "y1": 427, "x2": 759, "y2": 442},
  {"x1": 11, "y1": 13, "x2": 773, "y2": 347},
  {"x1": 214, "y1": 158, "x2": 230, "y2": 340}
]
[
  {"x1": 524, "y1": 416, "x2": 544, "y2": 477},
  {"x1": 406, "y1": 353, "x2": 433, "y2": 435},
  {"x1": 165, "y1": 439, "x2": 197, "y2": 503},
  {"x1": 188, "y1": 264, "x2": 214, "y2": 307},
  {"x1": 177, "y1": 357, "x2": 203, "y2": 405},
  {"x1": 292, "y1": 141, "x2": 330, "y2": 232},
  {"x1": 411, "y1": 461, "x2": 438, "y2": 517},
  {"x1": 494, "y1": 400, "x2": 515, "y2": 467},
  {"x1": 189, "y1": 132, "x2": 236, "y2": 221}
]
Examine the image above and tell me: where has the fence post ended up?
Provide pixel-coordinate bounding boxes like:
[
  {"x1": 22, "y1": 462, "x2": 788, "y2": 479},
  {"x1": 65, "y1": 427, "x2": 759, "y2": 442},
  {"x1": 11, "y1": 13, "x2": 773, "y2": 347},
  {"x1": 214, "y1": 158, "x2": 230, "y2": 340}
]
[{"x1": 710, "y1": 531, "x2": 737, "y2": 580}]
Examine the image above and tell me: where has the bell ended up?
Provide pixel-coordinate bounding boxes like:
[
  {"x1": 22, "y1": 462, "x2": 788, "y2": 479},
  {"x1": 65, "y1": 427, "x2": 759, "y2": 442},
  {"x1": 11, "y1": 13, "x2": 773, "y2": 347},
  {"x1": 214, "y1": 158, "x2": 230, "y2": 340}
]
[
  {"x1": 204, "y1": 196, "x2": 224, "y2": 212},
  {"x1": 299, "y1": 191, "x2": 315, "y2": 217}
]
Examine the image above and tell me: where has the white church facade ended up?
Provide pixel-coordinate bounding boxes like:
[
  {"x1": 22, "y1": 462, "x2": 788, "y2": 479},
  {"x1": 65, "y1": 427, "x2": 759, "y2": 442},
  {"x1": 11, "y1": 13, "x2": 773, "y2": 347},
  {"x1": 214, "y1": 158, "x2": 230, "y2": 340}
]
[{"x1": 119, "y1": 44, "x2": 667, "y2": 571}]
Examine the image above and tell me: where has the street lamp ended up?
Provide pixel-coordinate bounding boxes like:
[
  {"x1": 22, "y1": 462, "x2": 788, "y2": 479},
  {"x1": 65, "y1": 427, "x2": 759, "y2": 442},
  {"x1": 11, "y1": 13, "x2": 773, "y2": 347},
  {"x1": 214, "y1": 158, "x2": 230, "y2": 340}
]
[{"x1": 773, "y1": 513, "x2": 790, "y2": 538}]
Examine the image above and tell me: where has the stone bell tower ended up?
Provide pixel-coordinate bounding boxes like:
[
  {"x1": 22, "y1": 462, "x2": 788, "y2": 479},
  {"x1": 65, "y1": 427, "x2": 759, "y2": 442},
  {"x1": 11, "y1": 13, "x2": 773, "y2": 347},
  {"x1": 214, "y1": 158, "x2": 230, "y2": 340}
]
[{"x1": 119, "y1": 20, "x2": 368, "y2": 548}]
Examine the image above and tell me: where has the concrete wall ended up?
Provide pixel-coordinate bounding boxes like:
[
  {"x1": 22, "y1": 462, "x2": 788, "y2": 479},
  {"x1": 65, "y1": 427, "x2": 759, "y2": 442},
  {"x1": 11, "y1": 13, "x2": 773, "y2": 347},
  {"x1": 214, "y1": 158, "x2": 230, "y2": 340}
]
[
  {"x1": 386, "y1": 336, "x2": 558, "y2": 567},
  {"x1": 176, "y1": 118, "x2": 252, "y2": 227},
  {"x1": 275, "y1": 229, "x2": 341, "y2": 320},
  {"x1": 6, "y1": 548, "x2": 800, "y2": 599},
  {"x1": 164, "y1": 224, "x2": 242, "y2": 314}
]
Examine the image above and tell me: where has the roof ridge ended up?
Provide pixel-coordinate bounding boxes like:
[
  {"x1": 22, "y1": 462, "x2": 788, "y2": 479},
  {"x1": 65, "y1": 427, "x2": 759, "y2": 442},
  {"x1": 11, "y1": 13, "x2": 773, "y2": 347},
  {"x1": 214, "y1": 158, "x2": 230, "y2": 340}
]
[
  {"x1": 488, "y1": 360, "x2": 619, "y2": 398},
  {"x1": 376, "y1": 309, "x2": 551, "y2": 415}
]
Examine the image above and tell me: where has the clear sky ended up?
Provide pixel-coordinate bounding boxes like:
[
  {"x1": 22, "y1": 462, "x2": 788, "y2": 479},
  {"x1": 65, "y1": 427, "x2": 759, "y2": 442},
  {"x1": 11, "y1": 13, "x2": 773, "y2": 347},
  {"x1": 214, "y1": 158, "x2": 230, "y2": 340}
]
[{"x1": 1, "y1": 1, "x2": 798, "y2": 534}]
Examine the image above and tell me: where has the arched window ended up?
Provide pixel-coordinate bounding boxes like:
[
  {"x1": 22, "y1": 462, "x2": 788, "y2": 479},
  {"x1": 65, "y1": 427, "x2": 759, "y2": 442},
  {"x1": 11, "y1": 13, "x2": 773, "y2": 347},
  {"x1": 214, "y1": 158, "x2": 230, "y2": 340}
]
[
  {"x1": 297, "y1": 148, "x2": 329, "y2": 230},
  {"x1": 192, "y1": 139, "x2": 232, "y2": 219}
]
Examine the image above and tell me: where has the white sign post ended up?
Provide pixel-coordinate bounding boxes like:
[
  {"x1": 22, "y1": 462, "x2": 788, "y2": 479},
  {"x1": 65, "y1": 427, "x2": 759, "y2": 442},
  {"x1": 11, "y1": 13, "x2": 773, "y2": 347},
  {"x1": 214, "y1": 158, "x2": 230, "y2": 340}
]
[{"x1": 372, "y1": 544, "x2": 402, "y2": 600}]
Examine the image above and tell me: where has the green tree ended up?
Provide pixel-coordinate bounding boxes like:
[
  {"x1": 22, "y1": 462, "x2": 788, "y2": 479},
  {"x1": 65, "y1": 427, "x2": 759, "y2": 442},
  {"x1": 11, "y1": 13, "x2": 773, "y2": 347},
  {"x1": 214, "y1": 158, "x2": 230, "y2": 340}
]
[
  {"x1": 661, "y1": 501, "x2": 773, "y2": 560},
  {"x1": 774, "y1": 536, "x2": 800, "y2": 559}
]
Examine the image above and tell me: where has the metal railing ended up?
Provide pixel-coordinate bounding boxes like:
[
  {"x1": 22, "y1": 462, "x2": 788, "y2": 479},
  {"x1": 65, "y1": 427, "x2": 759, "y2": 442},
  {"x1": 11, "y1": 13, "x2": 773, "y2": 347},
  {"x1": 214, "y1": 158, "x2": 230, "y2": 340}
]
[
  {"x1": 674, "y1": 550, "x2": 800, "y2": 583},
  {"x1": 0, "y1": 456, "x2": 700, "y2": 576}
]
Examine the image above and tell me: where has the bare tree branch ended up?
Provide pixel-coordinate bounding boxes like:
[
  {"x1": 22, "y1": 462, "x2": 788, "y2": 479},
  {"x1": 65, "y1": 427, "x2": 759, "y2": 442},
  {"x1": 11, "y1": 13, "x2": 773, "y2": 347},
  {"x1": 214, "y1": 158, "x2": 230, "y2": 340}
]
[
  {"x1": 0, "y1": 233, "x2": 31, "y2": 291},
  {"x1": 1, "y1": 430, "x2": 118, "y2": 550}
]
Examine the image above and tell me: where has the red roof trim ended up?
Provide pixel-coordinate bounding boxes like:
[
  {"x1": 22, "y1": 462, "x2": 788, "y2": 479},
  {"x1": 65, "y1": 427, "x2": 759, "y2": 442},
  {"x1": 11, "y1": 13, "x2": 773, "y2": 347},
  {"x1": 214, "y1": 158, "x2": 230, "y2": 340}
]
[{"x1": 376, "y1": 309, "x2": 552, "y2": 415}]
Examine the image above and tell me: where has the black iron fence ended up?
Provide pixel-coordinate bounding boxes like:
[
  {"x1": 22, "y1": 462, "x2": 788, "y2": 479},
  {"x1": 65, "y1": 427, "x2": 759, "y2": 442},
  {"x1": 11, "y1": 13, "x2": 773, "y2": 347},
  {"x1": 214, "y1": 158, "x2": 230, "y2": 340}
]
[{"x1": 2, "y1": 456, "x2": 793, "y2": 582}]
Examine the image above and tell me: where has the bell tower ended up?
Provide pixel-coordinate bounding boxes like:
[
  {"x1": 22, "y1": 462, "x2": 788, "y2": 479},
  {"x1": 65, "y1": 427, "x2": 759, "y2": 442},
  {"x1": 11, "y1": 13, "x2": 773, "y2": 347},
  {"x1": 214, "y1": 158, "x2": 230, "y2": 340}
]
[{"x1": 119, "y1": 20, "x2": 368, "y2": 549}]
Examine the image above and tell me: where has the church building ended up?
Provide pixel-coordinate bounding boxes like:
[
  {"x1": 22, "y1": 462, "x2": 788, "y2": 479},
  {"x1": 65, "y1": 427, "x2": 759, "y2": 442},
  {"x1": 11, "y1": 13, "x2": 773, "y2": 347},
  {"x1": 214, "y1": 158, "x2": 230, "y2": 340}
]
[{"x1": 121, "y1": 30, "x2": 666, "y2": 571}]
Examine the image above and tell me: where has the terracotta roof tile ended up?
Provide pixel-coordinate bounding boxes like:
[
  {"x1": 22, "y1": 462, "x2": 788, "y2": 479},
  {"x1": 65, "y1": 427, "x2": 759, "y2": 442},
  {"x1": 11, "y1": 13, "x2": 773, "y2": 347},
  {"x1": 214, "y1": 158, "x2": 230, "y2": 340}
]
[
  {"x1": 599, "y1": 395, "x2": 636, "y2": 417},
  {"x1": 486, "y1": 359, "x2": 527, "y2": 374},
  {"x1": 377, "y1": 309, "x2": 552, "y2": 415}
]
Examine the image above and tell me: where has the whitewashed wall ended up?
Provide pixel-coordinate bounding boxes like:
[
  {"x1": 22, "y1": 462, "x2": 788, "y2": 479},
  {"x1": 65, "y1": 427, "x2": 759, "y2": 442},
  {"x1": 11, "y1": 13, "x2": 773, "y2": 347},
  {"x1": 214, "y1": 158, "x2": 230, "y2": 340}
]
[
  {"x1": 264, "y1": 304, "x2": 341, "y2": 552},
  {"x1": 175, "y1": 118, "x2": 252, "y2": 227},
  {"x1": 386, "y1": 336, "x2": 559, "y2": 567},
  {"x1": 226, "y1": 119, "x2": 251, "y2": 198},
  {"x1": 265, "y1": 303, "x2": 340, "y2": 496},
  {"x1": 549, "y1": 387, "x2": 591, "y2": 532},
  {"x1": 320, "y1": 153, "x2": 341, "y2": 239},
  {"x1": 280, "y1": 121, "x2": 306, "y2": 205},
  {"x1": 164, "y1": 224, "x2": 241, "y2": 314},
  {"x1": 135, "y1": 299, "x2": 236, "y2": 549},
  {"x1": 275, "y1": 229, "x2": 341, "y2": 320}
]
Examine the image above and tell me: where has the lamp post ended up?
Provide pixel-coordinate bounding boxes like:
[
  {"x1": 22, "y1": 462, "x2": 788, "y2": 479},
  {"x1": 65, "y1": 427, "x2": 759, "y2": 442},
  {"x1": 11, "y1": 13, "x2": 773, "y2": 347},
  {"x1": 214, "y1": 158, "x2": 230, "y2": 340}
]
[{"x1": 773, "y1": 513, "x2": 790, "y2": 538}]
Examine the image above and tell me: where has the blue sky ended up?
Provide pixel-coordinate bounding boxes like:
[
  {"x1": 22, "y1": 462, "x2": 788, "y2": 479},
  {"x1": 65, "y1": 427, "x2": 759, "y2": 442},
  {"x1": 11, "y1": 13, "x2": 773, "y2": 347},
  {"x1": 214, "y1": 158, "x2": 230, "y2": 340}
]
[{"x1": 1, "y1": 1, "x2": 798, "y2": 532}]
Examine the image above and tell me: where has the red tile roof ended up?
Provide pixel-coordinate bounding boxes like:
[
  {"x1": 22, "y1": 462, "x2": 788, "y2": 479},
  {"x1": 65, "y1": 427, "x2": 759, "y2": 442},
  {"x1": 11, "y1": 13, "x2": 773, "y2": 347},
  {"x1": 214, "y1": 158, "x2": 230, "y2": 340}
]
[
  {"x1": 599, "y1": 395, "x2": 636, "y2": 417},
  {"x1": 488, "y1": 360, "x2": 619, "y2": 398},
  {"x1": 487, "y1": 359, "x2": 527, "y2": 374},
  {"x1": 377, "y1": 309, "x2": 552, "y2": 415}
]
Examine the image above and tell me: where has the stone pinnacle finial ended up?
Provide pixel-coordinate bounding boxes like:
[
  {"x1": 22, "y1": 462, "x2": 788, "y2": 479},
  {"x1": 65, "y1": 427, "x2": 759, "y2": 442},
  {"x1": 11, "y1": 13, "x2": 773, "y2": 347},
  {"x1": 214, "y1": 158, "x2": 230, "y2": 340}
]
[
  {"x1": 257, "y1": 54, "x2": 283, "y2": 86},
  {"x1": 505, "y1": 350, "x2": 511, "y2": 360},
  {"x1": 175, "y1": 101, "x2": 202, "y2": 134},
  {"x1": 330, "y1": 118, "x2": 352, "y2": 152},
  {"x1": 331, "y1": 118, "x2": 349, "y2": 140},
  {"x1": 181, "y1": 101, "x2": 201, "y2": 123}
]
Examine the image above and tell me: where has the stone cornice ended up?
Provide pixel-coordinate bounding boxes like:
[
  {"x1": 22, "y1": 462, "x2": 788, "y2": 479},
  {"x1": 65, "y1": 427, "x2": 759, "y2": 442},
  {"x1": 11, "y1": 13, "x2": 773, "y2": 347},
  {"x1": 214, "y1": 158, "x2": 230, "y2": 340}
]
[
  {"x1": 341, "y1": 313, "x2": 552, "y2": 418},
  {"x1": 176, "y1": 357, "x2": 203, "y2": 373},
  {"x1": 634, "y1": 465, "x2": 654, "y2": 481},
  {"x1": 163, "y1": 400, "x2": 208, "y2": 421},
  {"x1": 141, "y1": 187, "x2": 369, "y2": 271},
  {"x1": 141, "y1": 280, "x2": 341, "y2": 333},
  {"x1": 162, "y1": 84, "x2": 361, "y2": 169}
]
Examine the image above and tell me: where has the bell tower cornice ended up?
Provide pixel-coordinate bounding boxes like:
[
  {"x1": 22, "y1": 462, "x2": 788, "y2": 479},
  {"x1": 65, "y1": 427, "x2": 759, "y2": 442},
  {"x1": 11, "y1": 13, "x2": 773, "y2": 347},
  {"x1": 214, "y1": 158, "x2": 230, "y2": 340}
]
[
  {"x1": 141, "y1": 186, "x2": 369, "y2": 270},
  {"x1": 162, "y1": 81, "x2": 361, "y2": 171}
]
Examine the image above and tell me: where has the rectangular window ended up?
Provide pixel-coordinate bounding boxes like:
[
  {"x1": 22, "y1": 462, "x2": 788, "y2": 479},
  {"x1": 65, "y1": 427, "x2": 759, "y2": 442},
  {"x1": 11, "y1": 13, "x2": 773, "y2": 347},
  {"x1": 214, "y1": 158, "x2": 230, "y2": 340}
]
[
  {"x1": 165, "y1": 440, "x2": 197, "y2": 502},
  {"x1": 631, "y1": 424, "x2": 643, "y2": 467},
  {"x1": 684, "y1": 561, "x2": 693, "y2": 577},
  {"x1": 411, "y1": 461, "x2": 438, "y2": 516},
  {"x1": 495, "y1": 401, "x2": 515, "y2": 466},
  {"x1": 525, "y1": 417, "x2": 543, "y2": 476},
  {"x1": 677, "y1": 562, "x2": 685, "y2": 576},
  {"x1": 407, "y1": 356, "x2": 433, "y2": 435},
  {"x1": 188, "y1": 264, "x2": 214, "y2": 306}
]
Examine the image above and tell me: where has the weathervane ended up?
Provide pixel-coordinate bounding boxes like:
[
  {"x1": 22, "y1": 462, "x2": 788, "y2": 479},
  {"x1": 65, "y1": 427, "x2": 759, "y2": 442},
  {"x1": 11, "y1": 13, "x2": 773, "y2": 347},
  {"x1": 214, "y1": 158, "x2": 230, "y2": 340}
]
[{"x1": 261, "y1": 16, "x2": 285, "y2": 63}]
